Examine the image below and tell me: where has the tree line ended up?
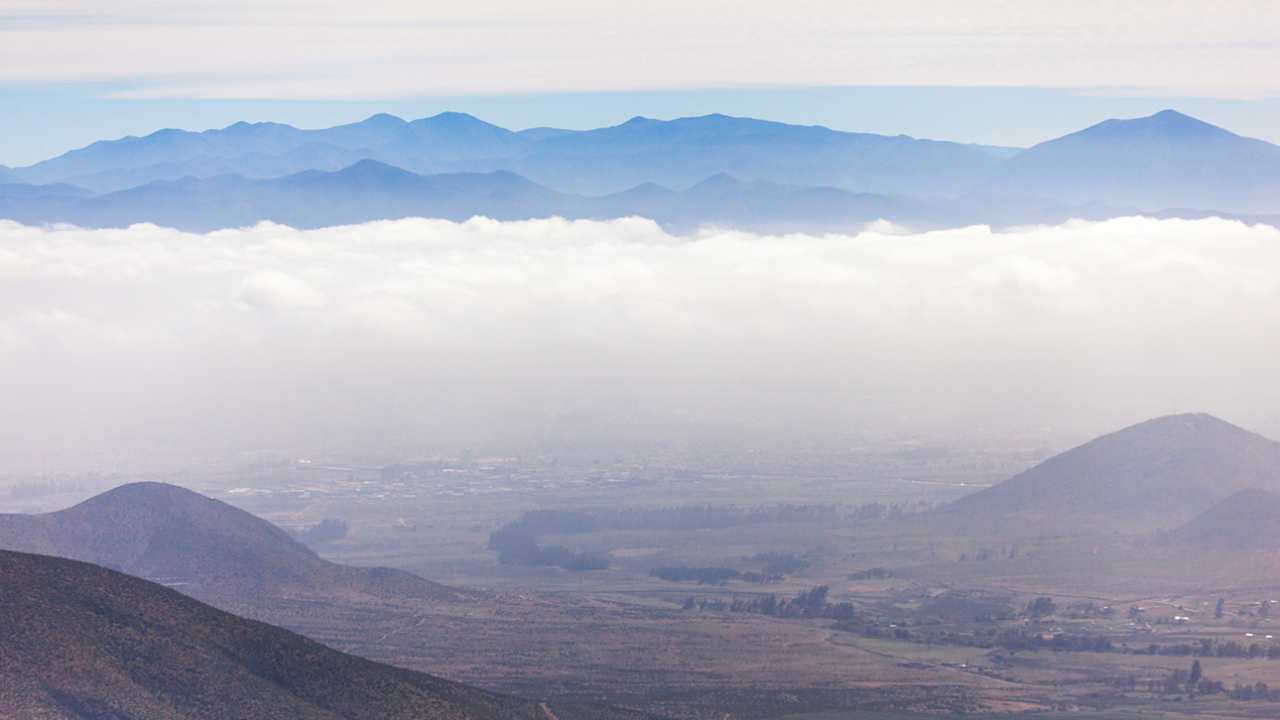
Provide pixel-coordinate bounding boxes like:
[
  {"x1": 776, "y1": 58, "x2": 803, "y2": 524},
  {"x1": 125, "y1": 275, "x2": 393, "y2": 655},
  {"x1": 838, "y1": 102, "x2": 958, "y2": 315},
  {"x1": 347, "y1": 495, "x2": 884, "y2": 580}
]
[
  {"x1": 651, "y1": 566, "x2": 782, "y2": 585},
  {"x1": 680, "y1": 585, "x2": 857, "y2": 620},
  {"x1": 486, "y1": 525, "x2": 608, "y2": 571}
]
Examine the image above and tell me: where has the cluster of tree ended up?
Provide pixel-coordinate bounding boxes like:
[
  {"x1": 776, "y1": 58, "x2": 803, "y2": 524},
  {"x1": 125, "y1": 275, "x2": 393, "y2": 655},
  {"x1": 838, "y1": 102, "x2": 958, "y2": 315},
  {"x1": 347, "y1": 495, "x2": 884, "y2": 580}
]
[
  {"x1": 486, "y1": 526, "x2": 608, "y2": 571},
  {"x1": 751, "y1": 552, "x2": 810, "y2": 574},
  {"x1": 289, "y1": 518, "x2": 348, "y2": 545},
  {"x1": 650, "y1": 566, "x2": 782, "y2": 585},
  {"x1": 1152, "y1": 661, "x2": 1224, "y2": 695},
  {"x1": 1137, "y1": 639, "x2": 1280, "y2": 659},
  {"x1": 497, "y1": 509, "x2": 601, "y2": 535},
  {"x1": 848, "y1": 567, "x2": 892, "y2": 580},
  {"x1": 1027, "y1": 597, "x2": 1057, "y2": 619},
  {"x1": 994, "y1": 630, "x2": 1113, "y2": 653},
  {"x1": 9, "y1": 479, "x2": 92, "y2": 499},
  {"x1": 680, "y1": 585, "x2": 856, "y2": 620},
  {"x1": 956, "y1": 545, "x2": 1018, "y2": 562},
  {"x1": 1060, "y1": 601, "x2": 1116, "y2": 619},
  {"x1": 1229, "y1": 682, "x2": 1280, "y2": 701}
]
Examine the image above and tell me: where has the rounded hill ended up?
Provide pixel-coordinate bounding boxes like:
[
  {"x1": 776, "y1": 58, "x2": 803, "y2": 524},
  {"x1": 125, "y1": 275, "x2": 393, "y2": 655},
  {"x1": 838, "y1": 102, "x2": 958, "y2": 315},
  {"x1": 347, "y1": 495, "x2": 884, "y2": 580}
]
[
  {"x1": 1166, "y1": 488, "x2": 1280, "y2": 550},
  {"x1": 0, "y1": 482, "x2": 459, "y2": 602},
  {"x1": 946, "y1": 414, "x2": 1280, "y2": 528}
]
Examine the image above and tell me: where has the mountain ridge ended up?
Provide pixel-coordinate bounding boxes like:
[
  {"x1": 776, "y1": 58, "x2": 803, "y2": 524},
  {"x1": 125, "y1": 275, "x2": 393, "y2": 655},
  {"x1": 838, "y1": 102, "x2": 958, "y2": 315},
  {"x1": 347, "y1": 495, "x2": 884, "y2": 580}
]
[
  {"x1": 986, "y1": 110, "x2": 1280, "y2": 212},
  {"x1": 5, "y1": 159, "x2": 1276, "y2": 234},
  {"x1": 1165, "y1": 488, "x2": 1280, "y2": 550},
  {"x1": 946, "y1": 413, "x2": 1280, "y2": 528},
  {"x1": 5, "y1": 111, "x2": 1005, "y2": 195},
  {"x1": 0, "y1": 549, "x2": 656, "y2": 720},
  {"x1": 5, "y1": 110, "x2": 1280, "y2": 228},
  {"x1": 0, "y1": 481, "x2": 460, "y2": 604}
]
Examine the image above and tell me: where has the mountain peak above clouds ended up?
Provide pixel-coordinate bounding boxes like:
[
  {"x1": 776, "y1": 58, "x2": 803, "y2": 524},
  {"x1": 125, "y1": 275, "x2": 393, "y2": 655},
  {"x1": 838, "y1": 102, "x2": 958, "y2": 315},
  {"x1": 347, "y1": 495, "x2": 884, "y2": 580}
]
[
  {"x1": 5, "y1": 108, "x2": 1280, "y2": 225},
  {"x1": 1077, "y1": 109, "x2": 1240, "y2": 142},
  {"x1": 988, "y1": 110, "x2": 1280, "y2": 212}
]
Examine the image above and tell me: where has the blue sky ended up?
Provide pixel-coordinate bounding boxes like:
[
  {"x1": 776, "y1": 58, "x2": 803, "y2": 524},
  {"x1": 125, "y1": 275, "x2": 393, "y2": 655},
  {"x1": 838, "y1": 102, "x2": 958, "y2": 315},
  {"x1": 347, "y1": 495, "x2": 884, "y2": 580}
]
[{"x1": 2, "y1": 1, "x2": 1279, "y2": 166}]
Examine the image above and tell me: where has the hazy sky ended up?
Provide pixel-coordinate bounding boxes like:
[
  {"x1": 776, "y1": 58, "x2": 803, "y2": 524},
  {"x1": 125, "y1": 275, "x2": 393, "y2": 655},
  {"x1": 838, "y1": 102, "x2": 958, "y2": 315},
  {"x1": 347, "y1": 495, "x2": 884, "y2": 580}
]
[
  {"x1": 6, "y1": 1, "x2": 1277, "y2": 97},
  {"x1": 3, "y1": 217, "x2": 1277, "y2": 468},
  {"x1": 3, "y1": 2, "x2": 1280, "y2": 163}
]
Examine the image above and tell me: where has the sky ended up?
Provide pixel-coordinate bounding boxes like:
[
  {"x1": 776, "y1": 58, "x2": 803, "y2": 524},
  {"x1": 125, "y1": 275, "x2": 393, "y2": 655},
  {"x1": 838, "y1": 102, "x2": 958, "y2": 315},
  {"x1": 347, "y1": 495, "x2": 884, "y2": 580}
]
[
  {"x1": 2, "y1": 2, "x2": 1280, "y2": 165},
  {"x1": 2, "y1": 217, "x2": 1278, "y2": 468}
]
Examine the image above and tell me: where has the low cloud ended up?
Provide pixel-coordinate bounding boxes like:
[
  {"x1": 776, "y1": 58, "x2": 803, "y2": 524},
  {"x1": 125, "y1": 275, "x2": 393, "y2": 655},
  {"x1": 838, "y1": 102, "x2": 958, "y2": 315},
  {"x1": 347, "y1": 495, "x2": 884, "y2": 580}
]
[{"x1": 1, "y1": 215, "x2": 1278, "y2": 466}]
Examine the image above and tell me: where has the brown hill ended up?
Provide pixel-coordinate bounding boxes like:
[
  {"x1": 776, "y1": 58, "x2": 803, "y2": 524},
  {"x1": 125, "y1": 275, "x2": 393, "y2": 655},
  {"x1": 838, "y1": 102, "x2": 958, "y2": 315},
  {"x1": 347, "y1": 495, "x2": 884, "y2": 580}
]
[
  {"x1": 1165, "y1": 488, "x2": 1280, "y2": 550},
  {"x1": 0, "y1": 482, "x2": 459, "y2": 603},
  {"x1": 946, "y1": 414, "x2": 1280, "y2": 528},
  {"x1": 0, "y1": 549, "x2": 655, "y2": 720}
]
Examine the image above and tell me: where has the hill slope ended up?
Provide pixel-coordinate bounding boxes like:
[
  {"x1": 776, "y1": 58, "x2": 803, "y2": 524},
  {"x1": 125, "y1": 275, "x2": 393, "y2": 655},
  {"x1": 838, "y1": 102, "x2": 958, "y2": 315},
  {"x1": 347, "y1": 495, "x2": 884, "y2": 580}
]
[
  {"x1": 987, "y1": 110, "x2": 1280, "y2": 212},
  {"x1": 0, "y1": 482, "x2": 458, "y2": 603},
  {"x1": 947, "y1": 413, "x2": 1280, "y2": 528},
  {"x1": 0, "y1": 550, "x2": 652, "y2": 720},
  {"x1": 1166, "y1": 488, "x2": 1280, "y2": 550}
]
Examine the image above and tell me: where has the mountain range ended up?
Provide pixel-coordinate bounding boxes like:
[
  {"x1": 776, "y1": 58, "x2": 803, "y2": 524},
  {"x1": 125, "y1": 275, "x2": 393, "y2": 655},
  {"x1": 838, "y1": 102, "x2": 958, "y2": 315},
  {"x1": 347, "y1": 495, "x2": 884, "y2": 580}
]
[
  {"x1": 0, "y1": 549, "x2": 653, "y2": 720},
  {"x1": 3, "y1": 112, "x2": 1009, "y2": 197},
  {"x1": 5, "y1": 161, "x2": 1165, "y2": 234},
  {"x1": 946, "y1": 413, "x2": 1280, "y2": 529},
  {"x1": 2, "y1": 110, "x2": 1279, "y2": 232},
  {"x1": 0, "y1": 482, "x2": 459, "y2": 605}
]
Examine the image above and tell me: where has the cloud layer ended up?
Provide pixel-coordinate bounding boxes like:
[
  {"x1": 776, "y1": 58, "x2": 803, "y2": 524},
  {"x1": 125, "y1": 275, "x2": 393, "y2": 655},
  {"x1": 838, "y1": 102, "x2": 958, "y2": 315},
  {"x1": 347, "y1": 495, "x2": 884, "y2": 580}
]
[
  {"x1": 1, "y1": 215, "x2": 1278, "y2": 466},
  {"x1": 2, "y1": 2, "x2": 1278, "y2": 98}
]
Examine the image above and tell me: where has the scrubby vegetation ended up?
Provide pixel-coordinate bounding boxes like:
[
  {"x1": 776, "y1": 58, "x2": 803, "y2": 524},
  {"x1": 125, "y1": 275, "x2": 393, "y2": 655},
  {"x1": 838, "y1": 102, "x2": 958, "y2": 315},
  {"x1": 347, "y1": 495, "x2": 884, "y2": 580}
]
[
  {"x1": 486, "y1": 526, "x2": 608, "y2": 571},
  {"x1": 290, "y1": 518, "x2": 349, "y2": 545}
]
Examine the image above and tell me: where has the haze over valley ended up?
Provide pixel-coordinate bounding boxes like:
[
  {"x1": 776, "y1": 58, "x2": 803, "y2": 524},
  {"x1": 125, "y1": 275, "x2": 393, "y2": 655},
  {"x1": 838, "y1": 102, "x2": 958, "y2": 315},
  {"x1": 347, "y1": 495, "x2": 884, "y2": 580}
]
[{"x1": 5, "y1": 4, "x2": 1280, "y2": 715}]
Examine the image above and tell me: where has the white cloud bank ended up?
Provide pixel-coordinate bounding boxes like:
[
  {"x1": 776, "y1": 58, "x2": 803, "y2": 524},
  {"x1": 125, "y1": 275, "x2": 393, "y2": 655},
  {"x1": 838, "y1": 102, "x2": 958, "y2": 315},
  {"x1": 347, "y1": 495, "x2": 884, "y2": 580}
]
[{"x1": 1, "y1": 215, "x2": 1278, "y2": 466}]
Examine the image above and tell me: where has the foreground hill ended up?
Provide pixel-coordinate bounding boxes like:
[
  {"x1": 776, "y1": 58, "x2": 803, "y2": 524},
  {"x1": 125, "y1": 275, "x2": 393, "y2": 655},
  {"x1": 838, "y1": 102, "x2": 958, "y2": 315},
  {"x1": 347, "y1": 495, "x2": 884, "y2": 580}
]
[
  {"x1": 0, "y1": 482, "x2": 458, "y2": 603},
  {"x1": 0, "y1": 550, "x2": 652, "y2": 720},
  {"x1": 946, "y1": 413, "x2": 1280, "y2": 528},
  {"x1": 987, "y1": 110, "x2": 1280, "y2": 212},
  {"x1": 1166, "y1": 488, "x2": 1280, "y2": 550}
]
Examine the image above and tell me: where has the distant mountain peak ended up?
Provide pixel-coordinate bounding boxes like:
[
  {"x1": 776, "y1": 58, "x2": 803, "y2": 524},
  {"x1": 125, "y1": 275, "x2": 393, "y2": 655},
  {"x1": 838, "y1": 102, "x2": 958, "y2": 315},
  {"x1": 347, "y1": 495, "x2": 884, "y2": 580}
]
[
  {"x1": 338, "y1": 158, "x2": 415, "y2": 175},
  {"x1": 415, "y1": 111, "x2": 490, "y2": 126},
  {"x1": 0, "y1": 481, "x2": 460, "y2": 602},
  {"x1": 947, "y1": 413, "x2": 1280, "y2": 528},
  {"x1": 363, "y1": 112, "x2": 406, "y2": 124},
  {"x1": 1060, "y1": 109, "x2": 1240, "y2": 144},
  {"x1": 987, "y1": 109, "x2": 1280, "y2": 212}
]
